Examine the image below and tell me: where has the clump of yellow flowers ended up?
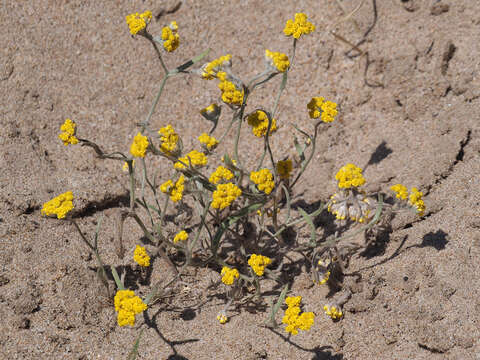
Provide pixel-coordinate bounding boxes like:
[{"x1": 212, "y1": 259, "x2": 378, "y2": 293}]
[
  {"x1": 174, "y1": 150, "x2": 208, "y2": 170},
  {"x1": 221, "y1": 266, "x2": 240, "y2": 285},
  {"x1": 198, "y1": 133, "x2": 219, "y2": 151},
  {"x1": 133, "y1": 245, "x2": 150, "y2": 267},
  {"x1": 209, "y1": 166, "x2": 234, "y2": 185},
  {"x1": 59, "y1": 119, "x2": 79, "y2": 146},
  {"x1": 247, "y1": 110, "x2": 277, "y2": 137},
  {"x1": 41, "y1": 191, "x2": 74, "y2": 219},
  {"x1": 283, "y1": 13, "x2": 315, "y2": 39},
  {"x1": 307, "y1": 97, "x2": 338, "y2": 123},
  {"x1": 130, "y1": 132, "x2": 149, "y2": 158},
  {"x1": 265, "y1": 49, "x2": 290, "y2": 73},
  {"x1": 391, "y1": 184, "x2": 426, "y2": 216},
  {"x1": 250, "y1": 169, "x2": 275, "y2": 195},
  {"x1": 125, "y1": 11, "x2": 152, "y2": 36},
  {"x1": 211, "y1": 183, "x2": 242, "y2": 210},
  {"x1": 114, "y1": 290, "x2": 148, "y2": 327},
  {"x1": 161, "y1": 21, "x2": 180, "y2": 52},
  {"x1": 160, "y1": 175, "x2": 185, "y2": 202},
  {"x1": 335, "y1": 163, "x2": 366, "y2": 189},
  {"x1": 282, "y1": 296, "x2": 315, "y2": 335},
  {"x1": 44, "y1": 9, "x2": 432, "y2": 347},
  {"x1": 173, "y1": 230, "x2": 188, "y2": 243},
  {"x1": 158, "y1": 125, "x2": 179, "y2": 155},
  {"x1": 248, "y1": 254, "x2": 271, "y2": 276},
  {"x1": 323, "y1": 304, "x2": 343, "y2": 320}
]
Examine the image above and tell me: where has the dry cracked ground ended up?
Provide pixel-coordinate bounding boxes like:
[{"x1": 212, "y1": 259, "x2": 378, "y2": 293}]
[{"x1": 1, "y1": 0, "x2": 479, "y2": 359}]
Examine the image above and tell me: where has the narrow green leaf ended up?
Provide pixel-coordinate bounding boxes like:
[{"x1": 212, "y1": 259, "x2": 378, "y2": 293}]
[
  {"x1": 298, "y1": 208, "x2": 316, "y2": 245},
  {"x1": 175, "y1": 48, "x2": 211, "y2": 72},
  {"x1": 265, "y1": 284, "x2": 289, "y2": 328},
  {"x1": 127, "y1": 328, "x2": 144, "y2": 360}
]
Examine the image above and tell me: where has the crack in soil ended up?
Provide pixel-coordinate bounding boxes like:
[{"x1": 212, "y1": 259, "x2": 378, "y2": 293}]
[{"x1": 424, "y1": 129, "x2": 472, "y2": 196}]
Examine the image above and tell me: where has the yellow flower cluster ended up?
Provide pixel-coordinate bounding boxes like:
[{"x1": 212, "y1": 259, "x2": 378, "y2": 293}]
[
  {"x1": 209, "y1": 166, "x2": 234, "y2": 184},
  {"x1": 250, "y1": 169, "x2": 275, "y2": 195},
  {"x1": 265, "y1": 49, "x2": 290, "y2": 72},
  {"x1": 161, "y1": 21, "x2": 180, "y2": 52},
  {"x1": 390, "y1": 184, "x2": 426, "y2": 216},
  {"x1": 174, "y1": 150, "x2": 207, "y2": 170},
  {"x1": 158, "y1": 125, "x2": 179, "y2": 155},
  {"x1": 133, "y1": 245, "x2": 150, "y2": 267},
  {"x1": 307, "y1": 97, "x2": 338, "y2": 123},
  {"x1": 335, "y1": 163, "x2": 366, "y2": 189},
  {"x1": 409, "y1": 187, "x2": 426, "y2": 216},
  {"x1": 198, "y1": 133, "x2": 219, "y2": 150},
  {"x1": 390, "y1": 184, "x2": 408, "y2": 200},
  {"x1": 282, "y1": 296, "x2": 315, "y2": 335},
  {"x1": 125, "y1": 11, "x2": 152, "y2": 35},
  {"x1": 283, "y1": 13, "x2": 315, "y2": 39},
  {"x1": 220, "y1": 266, "x2": 239, "y2": 285},
  {"x1": 218, "y1": 79, "x2": 244, "y2": 105},
  {"x1": 122, "y1": 160, "x2": 135, "y2": 172},
  {"x1": 160, "y1": 175, "x2": 185, "y2": 202},
  {"x1": 202, "y1": 54, "x2": 232, "y2": 80},
  {"x1": 248, "y1": 254, "x2": 271, "y2": 276},
  {"x1": 211, "y1": 183, "x2": 242, "y2": 210},
  {"x1": 200, "y1": 103, "x2": 221, "y2": 121},
  {"x1": 247, "y1": 110, "x2": 277, "y2": 137},
  {"x1": 114, "y1": 290, "x2": 147, "y2": 327},
  {"x1": 316, "y1": 260, "x2": 330, "y2": 285},
  {"x1": 41, "y1": 191, "x2": 74, "y2": 219},
  {"x1": 59, "y1": 118, "x2": 79, "y2": 146},
  {"x1": 277, "y1": 159, "x2": 293, "y2": 180},
  {"x1": 130, "y1": 132, "x2": 149, "y2": 158},
  {"x1": 217, "y1": 311, "x2": 228, "y2": 324},
  {"x1": 173, "y1": 230, "x2": 188, "y2": 243},
  {"x1": 324, "y1": 304, "x2": 343, "y2": 320}
]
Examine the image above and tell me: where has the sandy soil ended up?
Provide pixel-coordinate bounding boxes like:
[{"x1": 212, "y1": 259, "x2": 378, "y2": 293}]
[{"x1": 1, "y1": 0, "x2": 479, "y2": 359}]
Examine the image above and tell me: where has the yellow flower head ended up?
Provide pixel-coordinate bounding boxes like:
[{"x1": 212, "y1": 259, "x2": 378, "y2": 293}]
[
  {"x1": 324, "y1": 304, "x2": 343, "y2": 320},
  {"x1": 284, "y1": 13, "x2": 315, "y2": 39},
  {"x1": 122, "y1": 160, "x2": 135, "y2": 172},
  {"x1": 265, "y1": 49, "x2": 290, "y2": 72},
  {"x1": 160, "y1": 175, "x2": 185, "y2": 202},
  {"x1": 125, "y1": 11, "x2": 152, "y2": 35},
  {"x1": 130, "y1": 132, "x2": 149, "y2": 158},
  {"x1": 158, "y1": 125, "x2": 179, "y2": 155},
  {"x1": 41, "y1": 191, "x2": 74, "y2": 219},
  {"x1": 217, "y1": 311, "x2": 228, "y2": 324},
  {"x1": 201, "y1": 55, "x2": 232, "y2": 80},
  {"x1": 209, "y1": 166, "x2": 234, "y2": 185},
  {"x1": 247, "y1": 110, "x2": 277, "y2": 137},
  {"x1": 198, "y1": 133, "x2": 219, "y2": 151},
  {"x1": 277, "y1": 159, "x2": 293, "y2": 180},
  {"x1": 200, "y1": 103, "x2": 221, "y2": 121},
  {"x1": 282, "y1": 295, "x2": 315, "y2": 335},
  {"x1": 250, "y1": 169, "x2": 275, "y2": 195},
  {"x1": 173, "y1": 230, "x2": 188, "y2": 243},
  {"x1": 133, "y1": 245, "x2": 150, "y2": 267},
  {"x1": 211, "y1": 183, "x2": 242, "y2": 210},
  {"x1": 218, "y1": 79, "x2": 244, "y2": 105},
  {"x1": 248, "y1": 254, "x2": 271, "y2": 276},
  {"x1": 285, "y1": 296, "x2": 302, "y2": 308},
  {"x1": 409, "y1": 187, "x2": 426, "y2": 216},
  {"x1": 220, "y1": 266, "x2": 240, "y2": 285},
  {"x1": 161, "y1": 21, "x2": 180, "y2": 52},
  {"x1": 59, "y1": 118, "x2": 79, "y2": 146},
  {"x1": 390, "y1": 184, "x2": 408, "y2": 200},
  {"x1": 307, "y1": 97, "x2": 338, "y2": 123},
  {"x1": 335, "y1": 163, "x2": 366, "y2": 189},
  {"x1": 174, "y1": 150, "x2": 208, "y2": 170},
  {"x1": 114, "y1": 289, "x2": 147, "y2": 327}
]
